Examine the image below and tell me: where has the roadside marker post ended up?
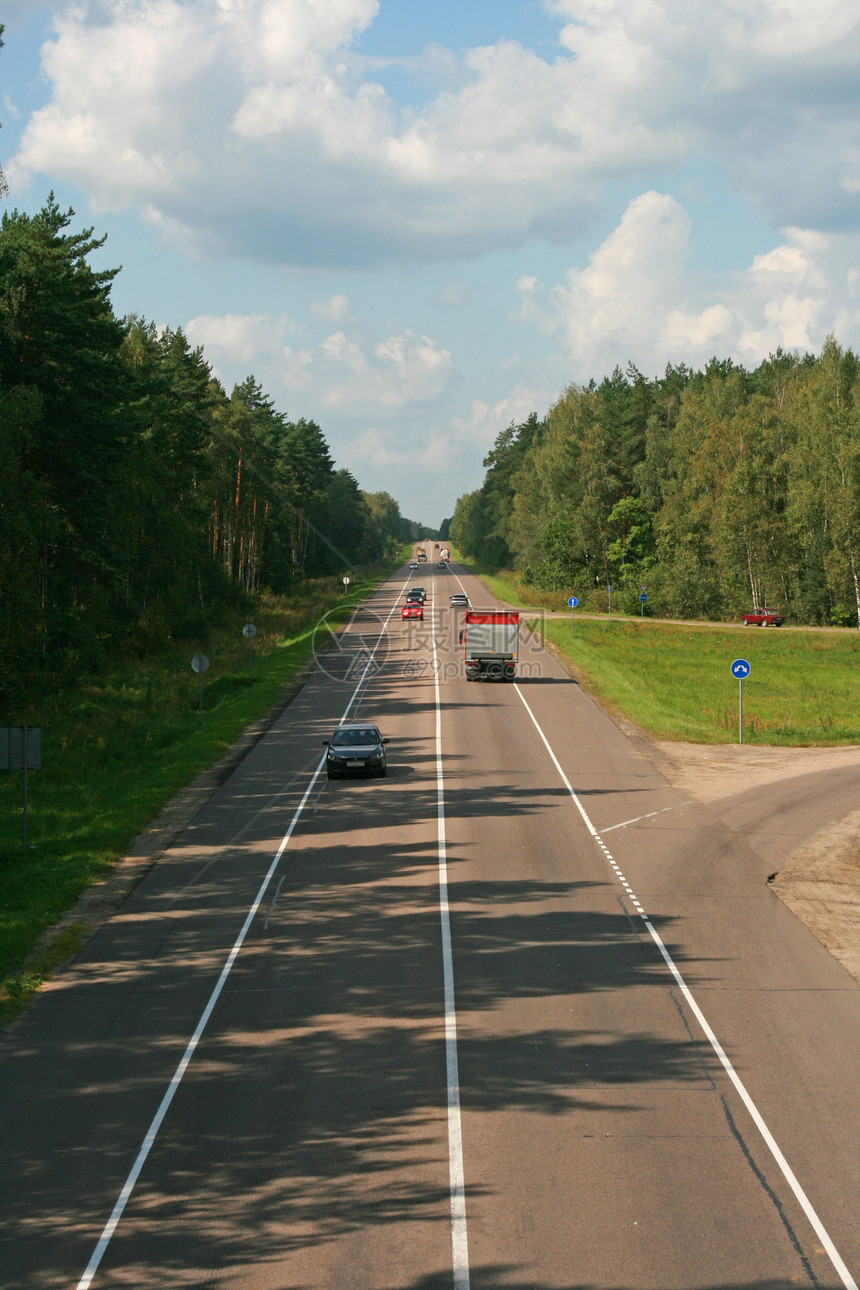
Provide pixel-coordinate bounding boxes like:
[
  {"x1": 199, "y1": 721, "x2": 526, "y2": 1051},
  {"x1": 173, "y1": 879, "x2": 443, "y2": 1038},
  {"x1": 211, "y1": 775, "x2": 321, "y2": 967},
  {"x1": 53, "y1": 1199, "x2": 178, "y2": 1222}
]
[
  {"x1": 731, "y1": 658, "x2": 751, "y2": 743},
  {"x1": 640, "y1": 590, "x2": 647, "y2": 618},
  {"x1": 342, "y1": 575, "x2": 350, "y2": 601},
  {"x1": 568, "y1": 596, "x2": 578, "y2": 632}
]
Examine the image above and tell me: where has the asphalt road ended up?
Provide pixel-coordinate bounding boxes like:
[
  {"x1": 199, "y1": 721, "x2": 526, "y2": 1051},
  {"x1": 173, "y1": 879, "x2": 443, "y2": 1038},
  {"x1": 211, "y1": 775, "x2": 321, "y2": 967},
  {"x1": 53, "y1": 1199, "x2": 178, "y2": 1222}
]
[{"x1": 0, "y1": 558, "x2": 858, "y2": 1290}]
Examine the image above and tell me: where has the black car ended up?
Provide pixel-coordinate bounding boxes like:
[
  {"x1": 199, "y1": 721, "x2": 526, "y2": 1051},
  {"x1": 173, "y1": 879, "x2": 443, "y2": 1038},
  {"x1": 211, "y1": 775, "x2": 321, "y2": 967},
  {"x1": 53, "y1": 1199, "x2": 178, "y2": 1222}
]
[
  {"x1": 324, "y1": 723, "x2": 389, "y2": 779},
  {"x1": 407, "y1": 586, "x2": 426, "y2": 603}
]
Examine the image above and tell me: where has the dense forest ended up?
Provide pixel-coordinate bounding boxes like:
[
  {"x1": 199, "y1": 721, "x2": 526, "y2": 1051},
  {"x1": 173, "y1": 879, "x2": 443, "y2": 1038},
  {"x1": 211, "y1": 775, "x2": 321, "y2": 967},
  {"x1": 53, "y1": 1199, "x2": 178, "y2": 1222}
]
[
  {"x1": 451, "y1": 346, "x2": 860, "y2": 626},
  {"x1": 0, "y1": 198, "x2": 428, "y2": 706}
]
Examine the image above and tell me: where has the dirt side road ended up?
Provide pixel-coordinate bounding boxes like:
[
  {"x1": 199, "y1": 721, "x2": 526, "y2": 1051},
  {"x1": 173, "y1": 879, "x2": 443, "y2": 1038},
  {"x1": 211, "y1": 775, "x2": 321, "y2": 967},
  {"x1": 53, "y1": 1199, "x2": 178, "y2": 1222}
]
[{"x1": 648, "y1": 739, "x2": 860, "y2": 982}]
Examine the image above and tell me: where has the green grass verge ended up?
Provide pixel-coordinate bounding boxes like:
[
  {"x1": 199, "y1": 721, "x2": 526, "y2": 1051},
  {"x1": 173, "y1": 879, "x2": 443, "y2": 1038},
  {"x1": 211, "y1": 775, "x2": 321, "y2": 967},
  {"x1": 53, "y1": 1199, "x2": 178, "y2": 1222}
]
[
  {"x1": 0, "y1": 558, "x2": 404, "y2": 1018},
  {"x1": 546, "y1": 618, "x2": 860, "y2": 745},
  {"x1": 452, "y1": 550, "x2": 860, "y2": 747}
]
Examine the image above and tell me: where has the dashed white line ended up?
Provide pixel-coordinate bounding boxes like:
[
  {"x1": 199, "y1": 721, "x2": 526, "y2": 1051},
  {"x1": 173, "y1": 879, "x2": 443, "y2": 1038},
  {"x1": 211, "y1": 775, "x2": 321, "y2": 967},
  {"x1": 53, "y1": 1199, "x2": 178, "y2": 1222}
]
[{"x1": 601, "y1": 802, "x2": 693, "y2": 832}]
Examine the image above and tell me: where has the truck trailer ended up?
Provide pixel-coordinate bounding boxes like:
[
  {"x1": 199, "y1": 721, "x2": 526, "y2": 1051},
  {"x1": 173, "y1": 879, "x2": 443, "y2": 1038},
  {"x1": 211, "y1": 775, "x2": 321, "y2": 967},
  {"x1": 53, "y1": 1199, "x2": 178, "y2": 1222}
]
[
  {"x1": 463, "y1": 610, "x2": 519, "y2": 681},
  {"x1": 440, "y1": 547, "x2": 450, "y2": 561}
]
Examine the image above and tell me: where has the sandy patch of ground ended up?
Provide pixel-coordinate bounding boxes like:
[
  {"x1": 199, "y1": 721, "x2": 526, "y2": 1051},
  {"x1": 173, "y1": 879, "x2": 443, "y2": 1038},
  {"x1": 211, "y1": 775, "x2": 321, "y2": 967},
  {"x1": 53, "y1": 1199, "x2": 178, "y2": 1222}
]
[
  {"x1": 650, "y1": 740, "x2": 860, "y2": 983},
  {"x1": 650, "y1": 741, "x2": 860, "y2": 804}
]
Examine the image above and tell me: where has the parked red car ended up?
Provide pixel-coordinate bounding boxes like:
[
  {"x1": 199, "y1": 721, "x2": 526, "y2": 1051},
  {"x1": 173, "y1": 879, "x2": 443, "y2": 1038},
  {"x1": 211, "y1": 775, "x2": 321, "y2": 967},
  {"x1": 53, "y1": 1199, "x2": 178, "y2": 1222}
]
[
  {"x1": 742, "y1": 608, "x2": 785, "y2": 626},
  {"x1": 402, "y1": 603, "x2": 423, "y2": 620}
]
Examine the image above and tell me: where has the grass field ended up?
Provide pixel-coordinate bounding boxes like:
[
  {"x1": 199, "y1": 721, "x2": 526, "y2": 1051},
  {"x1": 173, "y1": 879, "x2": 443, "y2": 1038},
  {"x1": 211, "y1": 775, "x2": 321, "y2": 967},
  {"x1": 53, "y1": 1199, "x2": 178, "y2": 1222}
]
[
  {"x1": 543, "y1": 618, "x2": 860, "y2": 745},
  {"x1": 451, "y1": 551, "x2": 860, "y2": 746},
  {"x1": 0, "y1": 560, "x2": 403, "y2": 1017}
]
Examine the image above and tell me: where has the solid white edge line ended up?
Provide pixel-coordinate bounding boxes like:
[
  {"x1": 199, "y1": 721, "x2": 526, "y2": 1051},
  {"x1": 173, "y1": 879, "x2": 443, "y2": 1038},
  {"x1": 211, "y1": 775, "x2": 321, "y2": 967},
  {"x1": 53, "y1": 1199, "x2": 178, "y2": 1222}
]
[
  {"x1": 432, "y1": 590, "x2": 471, "y2": 1289},
  {"x1": 512, "y1": 683, "x2": 858, "y2": 1290},
  {"x1": 76, "y1": 573, "x2": 410, "y2": 1290}
]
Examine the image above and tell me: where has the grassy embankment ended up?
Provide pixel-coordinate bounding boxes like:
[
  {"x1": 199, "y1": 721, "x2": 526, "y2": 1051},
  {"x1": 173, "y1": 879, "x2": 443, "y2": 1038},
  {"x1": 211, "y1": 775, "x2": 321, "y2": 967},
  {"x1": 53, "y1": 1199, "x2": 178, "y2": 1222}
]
[
  {"x1": 454, "y1": 552, "x2": 860, "y2": 747},
  {"x1": 0, "y1": 559, "x2": 403, "y2": 1020}
]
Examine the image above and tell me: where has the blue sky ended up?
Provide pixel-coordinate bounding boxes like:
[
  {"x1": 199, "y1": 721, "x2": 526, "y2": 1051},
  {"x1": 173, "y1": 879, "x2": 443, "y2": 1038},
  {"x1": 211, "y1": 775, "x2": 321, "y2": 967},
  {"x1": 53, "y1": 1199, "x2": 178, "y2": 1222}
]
[{"x1": 4, "y1": 0, "x2": 860, "y2": 526}]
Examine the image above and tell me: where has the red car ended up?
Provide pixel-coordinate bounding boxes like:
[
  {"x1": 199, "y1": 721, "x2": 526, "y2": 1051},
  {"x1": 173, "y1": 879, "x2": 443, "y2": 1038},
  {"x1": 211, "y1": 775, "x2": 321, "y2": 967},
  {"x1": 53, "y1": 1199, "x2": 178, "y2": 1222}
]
[
  {"x1": 402, "y1": 603, "x2": 423, "y2": 620},
  {"x1": 742, "y1": 608, "x2": 785, "y2": 626}
]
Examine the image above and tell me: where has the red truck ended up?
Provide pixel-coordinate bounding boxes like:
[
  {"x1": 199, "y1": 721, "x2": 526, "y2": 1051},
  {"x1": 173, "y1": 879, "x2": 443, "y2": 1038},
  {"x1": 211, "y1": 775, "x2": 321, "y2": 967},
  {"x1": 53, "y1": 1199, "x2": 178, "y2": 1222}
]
[
  {"x1": 741, "y1": 608, "x2": 785, "y2": 626},
  {"x1": 463, "y1": 610, "x2": 519, "y2": 681}
]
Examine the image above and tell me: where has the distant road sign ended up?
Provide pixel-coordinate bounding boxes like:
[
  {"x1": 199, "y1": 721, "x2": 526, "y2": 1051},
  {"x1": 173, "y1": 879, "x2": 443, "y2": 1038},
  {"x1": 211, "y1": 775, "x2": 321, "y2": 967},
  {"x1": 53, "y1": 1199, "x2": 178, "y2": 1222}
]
[
  {"x1": 242, "y1": 623, "x2": 257, "y2": 639},
  {"x1": 640, "y1": 593, "x2": 647, "y2": 603},
  {"x1": 568, "y1": 597, "x2": 578, "y2": 608},
  {"x1": 191, "y1": 654, "x2": 209, "y2": 673},
  {"x1": 731, "y1": 658, "x2": 751, "y2": 679}
]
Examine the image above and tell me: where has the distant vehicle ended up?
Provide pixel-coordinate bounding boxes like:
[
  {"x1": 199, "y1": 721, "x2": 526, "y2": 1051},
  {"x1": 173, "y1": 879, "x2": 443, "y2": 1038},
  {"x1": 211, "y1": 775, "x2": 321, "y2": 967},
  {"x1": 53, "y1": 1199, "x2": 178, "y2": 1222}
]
[
  {"x1": 438, "y1": 560, "x2": 447, "y2": 569},
  {"x1": 417, "y1": 549, "x2": 427, "y2": 562},
  {"x1": 742, "y1": 608, "x2": 785, "y2": 626},
  {"x1": 407, "y1": 586, "x2": 426, "y2": 602},
  {"x1": 450, "y1": 593, "x2": 469, "y2": 607},
  {"x1": 402, "y1": 603, "x2": 423, "y2": 620},
  {"x1": 324, "y1": 723, "x2": 389, "y2": 779},
  {"x1": 440, "y1": 547, "x2": 450, "y2": 561},
  {"x1": 463, "y1": 610, "x2": 519, "y2": 681},
  {"x1": 409, "y1": 561, "x2": 418, "y2": 570}
]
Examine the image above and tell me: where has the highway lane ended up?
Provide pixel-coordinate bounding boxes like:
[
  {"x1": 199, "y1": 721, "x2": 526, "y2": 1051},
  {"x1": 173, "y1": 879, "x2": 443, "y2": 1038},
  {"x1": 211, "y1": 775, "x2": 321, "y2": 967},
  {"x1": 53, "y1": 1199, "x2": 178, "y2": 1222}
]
[
  {"x1": 439, "y1": 559, "x2": 859, "y2": 1288},
  {"x1": 1, "y1": 572, "x2": 461, "y2": 1288},
  {"x1": 0, "y1": 558, "x2": 857, "y2": 1288}
]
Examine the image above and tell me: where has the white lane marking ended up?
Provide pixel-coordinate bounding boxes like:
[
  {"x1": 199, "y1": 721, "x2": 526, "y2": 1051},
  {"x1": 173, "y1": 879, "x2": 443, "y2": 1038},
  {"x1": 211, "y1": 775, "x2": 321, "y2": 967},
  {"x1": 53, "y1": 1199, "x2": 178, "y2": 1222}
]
[
  {"x1": 601, "y1": 802, "x2": 692, "y2": 832},
  {"x1": 76, "y1": 581, "x2": 409, "y2": 1290},
  {"x1": 513, "y1": 683, "x2": 858, "y2": 1290},
  {"x1": 432, "y1": 592, "x2": 471, "y2": 1289}
]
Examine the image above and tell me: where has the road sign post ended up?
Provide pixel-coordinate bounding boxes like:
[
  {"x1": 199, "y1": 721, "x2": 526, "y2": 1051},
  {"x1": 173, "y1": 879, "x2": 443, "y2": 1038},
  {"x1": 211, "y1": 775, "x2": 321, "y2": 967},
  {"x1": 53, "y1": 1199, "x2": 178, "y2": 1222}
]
[
  {"x1": 191, "y1": 654, "x2": 209, "y2": 724},
  {"x1": 0, "y1": 726, "x2": 42, "y2": 846},
  {"x1": 640, "y1": 590, "x2": 647, "y2": 618},
  {"x1": 343, "y1": 575, "x2": 350, "y2": 601},
  {"x1": 568, "y1": 596, "x2": 578, "y2": 632},
  {"x1": 731, "y1": 659, "x2": 751, "y2": 744},
  {"x1": 242, "y1": 623, "x2": 257, "y2": 678}
]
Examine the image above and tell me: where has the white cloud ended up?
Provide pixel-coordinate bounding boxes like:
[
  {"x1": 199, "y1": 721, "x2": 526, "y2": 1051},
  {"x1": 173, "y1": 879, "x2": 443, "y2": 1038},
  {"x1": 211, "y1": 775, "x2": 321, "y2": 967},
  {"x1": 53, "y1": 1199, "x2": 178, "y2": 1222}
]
[
  {"x1": 11, "y1": 0, "x2": 860, "y2": 267},
  {"x1": 187, "y1": 308, "x2": 456, "y2": 414},
  {"x1": 452, "y1": 385, "x2": 553, "y2": 446},
  {"x1": 186, "y1": 312, "x2": 293, "y2": 375},
  {"x1": 310, "y1": 293, "x2": 351, "y2": 323},
  {"x1": 527, "y1": 192, "x2": 860, "y2": 376}
]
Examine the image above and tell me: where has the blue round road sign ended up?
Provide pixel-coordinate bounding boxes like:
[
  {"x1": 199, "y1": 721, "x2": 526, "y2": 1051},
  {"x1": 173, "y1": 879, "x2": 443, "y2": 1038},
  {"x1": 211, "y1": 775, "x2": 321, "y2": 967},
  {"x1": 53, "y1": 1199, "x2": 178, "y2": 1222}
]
[
  {"x1": 568, "y1": 597, "x2": 578, "y2": 608},
  {"x1": 639, "y1": 593, "x2": 647, "y2": 603},
  {"x1": 731, "y1": 658, "x2": 751, "y2": 679}
]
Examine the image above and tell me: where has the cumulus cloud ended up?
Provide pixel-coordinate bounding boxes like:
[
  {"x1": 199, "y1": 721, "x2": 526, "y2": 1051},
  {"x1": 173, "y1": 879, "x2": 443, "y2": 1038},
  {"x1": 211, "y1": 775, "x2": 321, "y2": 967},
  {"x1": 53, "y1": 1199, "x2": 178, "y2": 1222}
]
[
  {"x1": 310, "y1": 293, "x2": 352, "y2": 323},
  {"x1": 186, "y1": 311, "x2": 294, "y2": 371},
  {"x1": 452, "y1": 385, "x2": 554, "y2": 445},
  {"x1": 525, "y1": 191, "x2": 860, "y2": 376},
  {"x1": 187, "y1": 308, "x2": 456, "y2": 414},
  {"x1": 10, "y1": 0, "x2": 860, "y2": 267}
]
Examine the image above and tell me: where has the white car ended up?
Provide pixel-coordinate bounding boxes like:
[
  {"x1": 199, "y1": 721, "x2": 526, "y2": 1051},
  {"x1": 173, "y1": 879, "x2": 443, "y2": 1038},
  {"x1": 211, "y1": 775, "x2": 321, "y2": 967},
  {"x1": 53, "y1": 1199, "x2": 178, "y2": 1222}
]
[{"x1": 450, "y1": 593, "x2": 469, "y2": 606}]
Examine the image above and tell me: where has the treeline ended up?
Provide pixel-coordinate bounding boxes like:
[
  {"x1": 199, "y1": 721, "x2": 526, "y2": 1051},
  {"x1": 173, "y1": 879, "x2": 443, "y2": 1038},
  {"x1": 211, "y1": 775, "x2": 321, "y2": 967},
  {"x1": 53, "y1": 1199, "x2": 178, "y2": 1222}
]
[
  {"x1": 451, "y1": 344, "x2": 860, "y2": 625},
  {"x1": 0, "y1": 198, "x2": 423, "y2": 706}
]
